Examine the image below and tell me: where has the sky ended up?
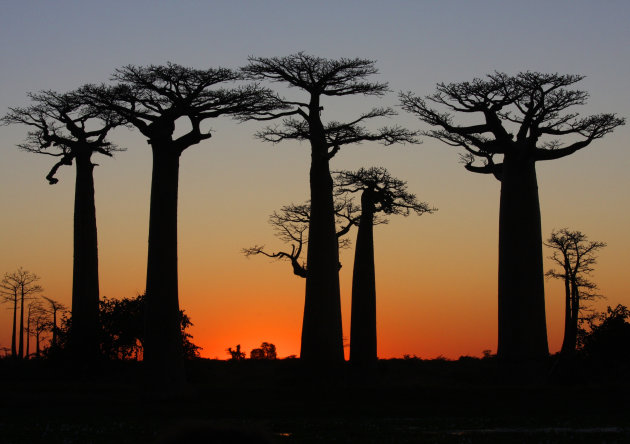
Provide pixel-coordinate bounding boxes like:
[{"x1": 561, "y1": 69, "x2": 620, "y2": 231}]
[{"x1": 1, "y1": 0, "x2": 629, "y2": 360}]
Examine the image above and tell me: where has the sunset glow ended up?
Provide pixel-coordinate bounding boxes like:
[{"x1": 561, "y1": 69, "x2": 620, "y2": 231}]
[{"x1": 1, "y1": 1, "x2": 629, "y2": 363}]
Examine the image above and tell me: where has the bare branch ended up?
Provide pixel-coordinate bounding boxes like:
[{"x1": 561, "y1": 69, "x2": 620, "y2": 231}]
[
  {"x1": 3, "y1": 88, "x2": 124, "y2": 184},
  {"x1": 334, "y1": 167, "x2": 436, "y2": 217},
  {"x1": 81, "y1": 63, "x2": 287, "y2": 150},
  {"x1": 401, "y1": 71, "x2": 625, "y2": 171}
]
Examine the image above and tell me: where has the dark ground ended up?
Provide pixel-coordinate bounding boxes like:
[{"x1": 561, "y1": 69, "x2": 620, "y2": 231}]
[{"x1": 1, "y1": 357, "x2": 628, "y2": 443}]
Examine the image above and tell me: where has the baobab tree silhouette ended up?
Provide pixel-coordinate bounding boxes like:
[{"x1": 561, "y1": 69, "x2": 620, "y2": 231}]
[
  {"x1": 545, "y1": 229, "x2": 606, "y2": 356},
  {"x1": 334, "y1": 167, "x2": 434, "y2": 368},
  {"x1": 401, "y1": 72, "x2": 624, "y2": 375},
  {"x1": 0, "y1": 268, "x2": 43, "y2": 359},
  {"x1": 243, "y1": 53, "x2": 417, "y2": 365},
  {"x1": 3, "y1": 91, "x2": 122, "y2": 361},
  {"x1": 243, "y1": 198, "x2": 360, "y2": 278},
  {"x1": 81, "y1": 63, "x2": 283, "y2": 385}
]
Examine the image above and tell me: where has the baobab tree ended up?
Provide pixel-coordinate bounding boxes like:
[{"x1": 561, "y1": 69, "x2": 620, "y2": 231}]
[
  {"x1": 545, "y1": 229, "x2": 606, "y2": 355},
  {"x1": 243, "y1": 198, "x2": 360, "y2": 278},
  {"x1": 42, "y1": 296, "x2": 68, "y2": 351},
  {"x1": 243, "y1": 53, "x2": 417, "y2": 363},
  {"x1": 401, "y1": 72, "x2": 624, "y2": 368},
  {"x1": 27, "y1": 301, "x2": 50, "y2": 358},
  {"x1": 0, "y1": 272, "x2": 20, "y2": 358},
  {"x1": 3, "y1": 90, "x2": 122, "y2": 361},
  {"x1": 82, "y1": 63, "x2": 282, "y2": 384},
  {"x1": 334, "y1": 167, "x2": 434, "y2": 367},
  {"x1": 25, "y1": 300, "x2": 50, "y2": 359},
  {"x1": 0, "y1": 268, "x2": 42, "y2": 359}
]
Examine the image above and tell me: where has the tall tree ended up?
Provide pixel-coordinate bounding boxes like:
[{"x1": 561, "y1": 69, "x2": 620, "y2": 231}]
[
  {"x1": 243, "y1": 198, "x2": 360, "y2": 278},
  {"x1": 0, "y1": 272, "x2": 20, "y2": 358},
  {"x1": 545, "y1": 228, "x2": 606, "y2": 355},
  {"x1": 0, "y1": 268, "x2": 42, "y2": 359},
  {"x1": 82, "y1": 63, "x2": 281, "y2": 384},
  {"x1": 2, "y1": 90, "x2": 122, "y2": 361},
  {"x1": 243, "y1": 53, "x2": 417, "y2": 364},
  {"x1": 401, "y1": 73, "x2": 624, "y2": 369},
  {"x1": 25, "y1": 301, "x2": 35, "y2": 359},
  {"x1": 334, "y1": 167, "x2": 434, "y2": 367}
]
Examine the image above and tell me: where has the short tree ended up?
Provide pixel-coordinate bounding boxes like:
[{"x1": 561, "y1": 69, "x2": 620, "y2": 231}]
[
  {"x1": 0, "y1": 268, "x2": 43, "y2": 359},
  {"x1": 227, "y1": 345, "x2": 246, "y2": 361},
  {"x1": 3, "y1": 90, "x2": 122, "y2": 361},
  {"x1": 334, "y1": 167, "x2": 434, "y2": 367},
  {"x1": 545, "y1": 228, "x2": 606, "y2": 355},
  {"x1": 401, "y1": 72, "x2": 624, "y2": 369},
  {"x1": 579, "y1": 305, "x2": 630, "y2": 365},
  {"x1": 243, "y1": 53, "x2": 417, "y2": 364},
  {"x1": 250, "y1": 342, "x2": 277, "y2": 360},
  {"x1": 98, "y1": 294, "x2": 200, "y2": 360},
  {"x1": 41, "y1": 296, "x2": 68, "y2": 351},
  {"x1": 27, "y1": 301, "x2": 50, "y2": 358}
]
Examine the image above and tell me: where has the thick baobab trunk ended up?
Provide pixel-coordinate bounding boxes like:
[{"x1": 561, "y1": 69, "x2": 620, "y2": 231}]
[
  {"x1": 143, "y1": 144, "x2": 185, "y2": 385},
  {"x1": 350, "y1": 191, "x2": 377, "y2": 367},
  {"x1": 497, "y1": 153, "x2": 549, "y2": 367},
  {"x1": 70, "y1": 152, "x2": 100, "y2": 361},
  {"x1": 301, "y1": 141, "x2": 344, "y2": 364}
]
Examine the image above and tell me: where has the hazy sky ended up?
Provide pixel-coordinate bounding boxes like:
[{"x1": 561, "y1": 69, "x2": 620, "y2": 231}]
[{"x1": 1, "y1": 0, "x2": 629, "y2": 359}]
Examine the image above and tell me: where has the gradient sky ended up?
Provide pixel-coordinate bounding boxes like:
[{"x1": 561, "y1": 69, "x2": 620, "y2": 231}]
[{"x1": 1, "y1": 0, "x2": 629, "y2": 359}]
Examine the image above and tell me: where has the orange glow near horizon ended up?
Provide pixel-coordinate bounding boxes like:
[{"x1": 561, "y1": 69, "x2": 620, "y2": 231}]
[
  {"x1": 1, "y1": 137, "x2": 626, "y2": 362},
  {"x1": 1, "y1": 2, "x2": 629, "y2": 361}
]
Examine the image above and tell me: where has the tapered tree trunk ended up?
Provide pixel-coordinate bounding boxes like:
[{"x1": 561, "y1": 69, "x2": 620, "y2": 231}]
[
  {"x1": 35, "y1": 330, "x2": 41, "y2": 358},
  {"x1": 143, "y1": 144, "x2": 185, "y2": 385},
  {"x1": 11, "y1": 295, "x2": 17, "y2": 358},
  {"x1": 300, "y1": 131, "x2": 344, "y2": 364},
  {"x1": 568, "y1": 279, "x2": 580, "y2": 353},
  {"x1": 560, "y1": 273, "x2": 573, "y2": 355},
  {"x1": 350, "y1": 191, "x2": 377, "y2": 367},
  {"x1": 18, "y1": 289, "x2": 24, "y2": 359},
  {"x1": 69, "y1": 152, "x2": 101, "y2": 361},
  {"x1": 25, "y1": 309, "x2": 31, "y2": 359},
  {"x1": 51, "y1": 310, "x2": 58, "y2": 349},
  {"x1": 497, "y1": 153, "x2": 549, "y2": 369}
]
